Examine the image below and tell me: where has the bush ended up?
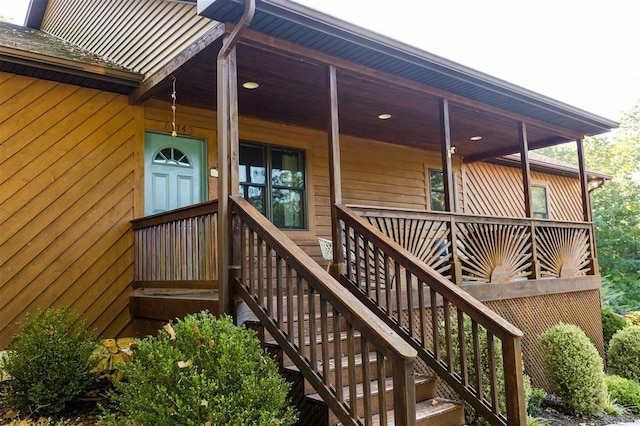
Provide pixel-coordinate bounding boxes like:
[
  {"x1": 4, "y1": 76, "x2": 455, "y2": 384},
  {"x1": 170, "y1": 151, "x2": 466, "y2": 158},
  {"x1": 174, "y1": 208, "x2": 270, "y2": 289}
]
[
  {"x1": 602, "y1": 307, "x2": 627, "y2": 351},
  {"x1": 102, "y1": 312, "x2": 297, "y2": 425},
  {"x1": 524, "y1": 379, "x2": 546, "y2": 417},
  {"x1": 625, "y1": 311, "x2": 640, "y2": 326},
  {"x1": 608, "y1": 326, "x2": 640, "y2": 381},
  {"x1": 605, "y1": 374, "x2": 640, "y2": 412},
  {"x1": 539, "y1": 322, "x2": 607, "y2": 416},
  {"x1": 1, "y1": 307, "x2": 99, "y2": 415}
]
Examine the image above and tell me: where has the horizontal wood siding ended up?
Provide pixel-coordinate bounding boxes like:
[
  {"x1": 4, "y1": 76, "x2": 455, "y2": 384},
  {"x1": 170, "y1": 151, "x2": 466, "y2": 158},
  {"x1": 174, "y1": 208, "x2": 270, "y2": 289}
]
[
  {"x1": 41, "y1": 0, "x2": 217, "y2": 76},
  {"x1": 0, "y1": 72, "x2": 137, "y2": 348},
  {"x1": 463, "y1": 161, "x2": 582, "y2": 221}
]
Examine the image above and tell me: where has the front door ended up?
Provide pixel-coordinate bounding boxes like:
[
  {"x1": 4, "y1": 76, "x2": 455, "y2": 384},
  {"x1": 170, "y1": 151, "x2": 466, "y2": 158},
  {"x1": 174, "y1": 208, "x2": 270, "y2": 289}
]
[{"x1": 144, "y1": 131, "x2": 206, "y2": 215}]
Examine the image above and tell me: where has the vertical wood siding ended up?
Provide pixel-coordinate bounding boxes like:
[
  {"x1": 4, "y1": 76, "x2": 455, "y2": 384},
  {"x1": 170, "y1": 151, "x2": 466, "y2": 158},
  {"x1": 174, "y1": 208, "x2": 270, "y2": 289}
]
[
  {"x1": 0, "y1": 72, "x2": 137, "y2": 347},
  {"x1": 41, "y1": 0, "x2": 218, "y2": 76},
  {"x1": 462, "y1": 161, "x2": 582, "y2": 221}
]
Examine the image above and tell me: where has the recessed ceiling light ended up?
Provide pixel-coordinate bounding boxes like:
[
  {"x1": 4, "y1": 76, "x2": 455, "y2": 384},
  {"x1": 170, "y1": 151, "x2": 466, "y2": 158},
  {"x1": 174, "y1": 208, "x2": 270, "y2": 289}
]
[
  {"x1": 470, "y1": 135, "x2": 483, "y2": 141},
  {"x1": 242, "y1": 81, "x2": 259, "y2": 89},
  {"x1": 378, "y1": 113, "x2": 392, "y2": 120}
]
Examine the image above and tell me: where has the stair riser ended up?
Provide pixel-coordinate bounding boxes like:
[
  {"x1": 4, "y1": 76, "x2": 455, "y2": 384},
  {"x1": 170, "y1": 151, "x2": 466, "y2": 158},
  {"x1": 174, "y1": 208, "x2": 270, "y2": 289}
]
[{"x1": 326, "y1": 378, "x2": 436, "y2": 424}]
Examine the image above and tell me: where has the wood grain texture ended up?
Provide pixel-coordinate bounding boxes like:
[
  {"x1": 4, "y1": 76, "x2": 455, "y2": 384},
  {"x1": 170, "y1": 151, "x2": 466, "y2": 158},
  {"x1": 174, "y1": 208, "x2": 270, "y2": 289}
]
[{"x1": 0, "y1": 72, "x2": 136, "y2": 348}]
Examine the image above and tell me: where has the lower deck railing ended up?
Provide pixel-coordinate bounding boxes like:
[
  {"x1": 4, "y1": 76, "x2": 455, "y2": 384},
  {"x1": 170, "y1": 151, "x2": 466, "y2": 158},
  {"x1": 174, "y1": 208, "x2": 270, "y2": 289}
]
[
  {"x1": 131, "y1": 201, "x2": 218, "y2": 283},
  {"x1": 351, "y1": 205, "x2": 596, "y2": 284},
  {"x1": 336, "y1": 204, "x2": 527, "y2": 426}
]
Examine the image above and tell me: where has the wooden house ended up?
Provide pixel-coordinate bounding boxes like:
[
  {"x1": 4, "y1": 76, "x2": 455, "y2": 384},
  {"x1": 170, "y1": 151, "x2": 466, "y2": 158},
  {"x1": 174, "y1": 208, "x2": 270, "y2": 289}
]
[{"x1": 1, "y1": 0, "x2": 617, "y2": 424}]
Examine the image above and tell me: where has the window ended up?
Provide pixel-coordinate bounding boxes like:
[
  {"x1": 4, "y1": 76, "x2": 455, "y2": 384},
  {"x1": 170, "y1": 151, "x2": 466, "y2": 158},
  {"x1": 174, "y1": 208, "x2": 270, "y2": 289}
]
[
  {"x1": 429, "y1": 169, "x2": 457, "y2": 212},
  {"x1": 239, "y1": 142, "x2": 306, "y2": 229},
  {"x1": 531, "y1": 185, "x2": 549, "y2": 219},
  {"x1": 153, "y1": 147, "x2": 192, "y2": 167},
  {"x1": 429, "y1": 169, "x2": 445, "y2": 211}
]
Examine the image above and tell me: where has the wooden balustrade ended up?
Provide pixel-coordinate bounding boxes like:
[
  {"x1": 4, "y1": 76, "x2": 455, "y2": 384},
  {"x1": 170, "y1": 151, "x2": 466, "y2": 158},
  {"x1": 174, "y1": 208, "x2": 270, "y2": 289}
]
[
  {"x1": 131, "y1": 201, "x2": 218, "y2": 283},
  {"x1": 230, "y1": 196, "x2": 417, "y2": 426},
  {"x1": 351, "y1": 205, "x2": 596, "y2": 282},
  {"x1": 336, "y1": 204, "x2": 527, "y2": 426}
]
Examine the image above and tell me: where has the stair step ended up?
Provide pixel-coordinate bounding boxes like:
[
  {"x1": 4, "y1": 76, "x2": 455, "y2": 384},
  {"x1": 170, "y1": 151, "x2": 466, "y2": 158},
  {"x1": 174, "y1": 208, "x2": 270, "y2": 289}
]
[
  {"x1": 369, "y1": 398, "x2": 464, "y2": 426},
  {"x1": 285, "y1": 351, "x2": 394, "y2": 394},
  {"x1": 308, "y1": 374, "x2": 437, "y2": 421},
  {"x1": 264, "y1": 329, "x2": 363, "y2": 358}
]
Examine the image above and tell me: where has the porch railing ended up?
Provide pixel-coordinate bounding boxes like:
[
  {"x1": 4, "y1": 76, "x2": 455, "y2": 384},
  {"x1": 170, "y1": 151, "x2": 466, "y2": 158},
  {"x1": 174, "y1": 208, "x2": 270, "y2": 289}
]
[
  {"x1": 336, "y1": 204, "x2": 527, "y2": 426},
  {"x1": 351, "y1": 205, "x2": 595, "y2": 284},
  {"x1": 131, "y1": 201, "x2": 218, "y2": 284},
  {"x1": 230, "y1": 196, "x2": 418, "y2": 426}
]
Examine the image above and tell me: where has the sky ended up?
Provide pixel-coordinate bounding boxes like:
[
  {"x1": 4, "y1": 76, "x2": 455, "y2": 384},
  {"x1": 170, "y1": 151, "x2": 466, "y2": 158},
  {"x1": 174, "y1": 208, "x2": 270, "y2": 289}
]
[{"x1": 1, "y1": 0, "x2": 639, "y2": 122}]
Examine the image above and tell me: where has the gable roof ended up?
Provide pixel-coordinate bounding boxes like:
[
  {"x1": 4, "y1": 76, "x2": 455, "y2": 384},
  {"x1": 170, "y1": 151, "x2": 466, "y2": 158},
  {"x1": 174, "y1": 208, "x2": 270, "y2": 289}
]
[
  {"x1": 198, "y1": 0, "x2": 617, "y2": 138},
  {"x1": 0, "y1": 21, "x2": 142, "y2": 93}
]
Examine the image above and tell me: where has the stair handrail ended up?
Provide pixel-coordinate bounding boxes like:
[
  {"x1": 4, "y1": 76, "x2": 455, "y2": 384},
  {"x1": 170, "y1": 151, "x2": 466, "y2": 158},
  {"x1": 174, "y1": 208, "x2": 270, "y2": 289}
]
[
  {"x1": 335, "y1": 204, "x2": 527, "y2": 426},
  {"x1": 230, "y1": 196, "x2": 418, "y2": 425}
]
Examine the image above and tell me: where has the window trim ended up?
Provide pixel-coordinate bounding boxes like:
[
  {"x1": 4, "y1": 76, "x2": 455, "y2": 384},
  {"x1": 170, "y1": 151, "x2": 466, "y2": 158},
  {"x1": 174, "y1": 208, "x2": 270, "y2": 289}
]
[{"x1": 239, "y1": 141, "x2": 308, "y2": 230}]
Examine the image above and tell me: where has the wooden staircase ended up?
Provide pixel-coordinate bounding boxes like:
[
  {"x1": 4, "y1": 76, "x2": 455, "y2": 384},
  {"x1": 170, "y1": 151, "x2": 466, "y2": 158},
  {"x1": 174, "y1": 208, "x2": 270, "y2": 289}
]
[{"x1": 239, "y1": 297, "x2": 465, "y2": 426}]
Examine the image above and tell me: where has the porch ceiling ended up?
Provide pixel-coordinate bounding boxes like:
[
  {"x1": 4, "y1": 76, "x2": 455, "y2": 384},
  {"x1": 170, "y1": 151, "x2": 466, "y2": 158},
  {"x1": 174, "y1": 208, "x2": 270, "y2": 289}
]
[{"x1": 152, "y1": 41, "x2": 575, "y2": 161}]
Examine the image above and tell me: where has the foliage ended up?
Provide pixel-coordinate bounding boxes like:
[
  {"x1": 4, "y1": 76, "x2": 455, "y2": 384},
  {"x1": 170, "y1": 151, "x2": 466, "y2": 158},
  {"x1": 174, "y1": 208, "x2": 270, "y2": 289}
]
[
  {"x1": 539, "y1": 323, "x2": 607, "y2": 416},
  {"x1": 524, "y1": 379, "x2": 546, "y2": 418},
  {"x1": 1, "y1": 307, "x2": 100, "y2": 416},
  {"x1": 625, "y1": 311, "x2": 640, "y2": 326},
  {"x1": 438, "y1": 316, "x2": 538, "y2": 424},
  {"x1": 602, "y1": 307, "x2": 628, "y2": 352},
  {"x1": 608, "y1": 326, "x2": 640, "y2": 381},
  {"x1": 538, "y1": 101, "x2": 640, "y2": 311},
  {"x1": 605, "y1": 374, "x2": 640, "y2": 413},
  {"x1": 101, "y1": 312, "x2": 297, "y2": 426}
]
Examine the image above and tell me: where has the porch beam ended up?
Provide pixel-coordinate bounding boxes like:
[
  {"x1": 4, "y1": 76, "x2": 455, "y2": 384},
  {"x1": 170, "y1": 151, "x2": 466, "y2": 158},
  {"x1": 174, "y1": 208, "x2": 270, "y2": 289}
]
[
  {"x1": 518, "y1": 121, "x2": 541, "y2": 279},
  {"x1": 577, "y1": 138, "x2": 599, "y2": 275},
  {"x1": 439, "y1": 98, "x2": 455, "y2": 212},
  {"x1": 439, "y1": 98, "x2": 461, "y2": 284},
  {"x1": 233, "y1": 28, "x2": 583, "y2": 141},
  {"x1": 518, "y1": 122, "x2": 533, "y2": 218},
  {"x1": 129, "y1": 23, "x2": 225, "y2": 105},
  {"x1": 327, "y1": 64, "x2": 345, "y2": 273},
  {"x1": 576, "y1": 139, "x2": 592, "y2": 222}
]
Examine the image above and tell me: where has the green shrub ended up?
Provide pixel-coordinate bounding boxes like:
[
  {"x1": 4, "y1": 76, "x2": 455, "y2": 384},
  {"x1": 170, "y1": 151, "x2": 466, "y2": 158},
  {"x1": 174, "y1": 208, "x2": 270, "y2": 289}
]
[
  {"x1": 539, "y1": 322, "x2": 607, "y2": 416},
  {"x1": 524, "y1": 380, "x2": 546, "y2": 417},
  {"x1": 605, "y1": 374, "x2": 640, "y2": 412},
  {"x1": 608, "y1": 326, "x2": 640, "y2": 381},
  {"x1": 102, "y1": 312, "x2": 297, "y2": 426},
  {"x1": 602, "y1": 307, "x2": 627, "y2": 351},
  {"x1": 1, "y1": 307, "x2": 99, "y2": 415}
]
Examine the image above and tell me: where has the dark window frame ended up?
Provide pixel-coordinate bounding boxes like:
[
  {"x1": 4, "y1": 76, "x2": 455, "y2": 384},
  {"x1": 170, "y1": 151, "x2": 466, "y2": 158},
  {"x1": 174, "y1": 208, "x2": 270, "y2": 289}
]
[
  {"x1": 531, "y1": 184, "x2": 549, "y2": 219},
  {"x1": 239, "y1": 141, "x2": 308, "y2": 230},
  {"x1": 428, "y1": 168, "x2": 456, "y2": 212}
]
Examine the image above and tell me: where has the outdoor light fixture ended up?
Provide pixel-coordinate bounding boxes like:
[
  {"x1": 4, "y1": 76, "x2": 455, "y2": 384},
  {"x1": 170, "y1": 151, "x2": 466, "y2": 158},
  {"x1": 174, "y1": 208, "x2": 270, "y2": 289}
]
[
  {"x1": 378, "y1": 113, "x2": 392, "y2": 120},
  {"x1": 587, "y1": 178, "x2": 606, "y2": 192},
  {"x1": 470, "y1": 135, "x2": 483, "y2": 141},
  {"x1": 242, "y1": 81, "x2": 259, "y2": 89}
]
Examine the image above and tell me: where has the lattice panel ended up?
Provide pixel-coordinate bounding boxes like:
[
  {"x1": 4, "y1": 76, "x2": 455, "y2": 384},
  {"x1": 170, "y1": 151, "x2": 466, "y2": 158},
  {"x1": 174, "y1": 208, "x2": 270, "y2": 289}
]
[
  {"x1": 365, "y1": 215, "x2": 452, "y2": 278},
  {"x1": 484, "y1": 289, "x2": 604, "y2": 391},
  {"x1": 457, "y1": 222, "x2": 532, "y2": 283},
  {"x1": 536, "y1": 226, "x2": 591, "y2": 277}
]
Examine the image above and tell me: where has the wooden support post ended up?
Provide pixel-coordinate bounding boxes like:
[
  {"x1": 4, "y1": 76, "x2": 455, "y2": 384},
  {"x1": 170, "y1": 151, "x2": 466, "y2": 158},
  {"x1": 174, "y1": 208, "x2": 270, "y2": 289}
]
[
  {"x1": 327, "y1": 64, "x2": 345, "y2": 277},
  {"x1": 518, "y1": 121, "x2": 540, "y2": 279},
  {"x1": 229, "y1": 47, "x2": 240, "y2": 197},
  {"x1": 439, "y1": 98, "x2": 461, "y2": 284},
  {"x1": 577, "y1": 139, "x2": 598, "y2": 274},
  {"x1": 217, "y1": 36, "x2": 231, "y2": 316}
]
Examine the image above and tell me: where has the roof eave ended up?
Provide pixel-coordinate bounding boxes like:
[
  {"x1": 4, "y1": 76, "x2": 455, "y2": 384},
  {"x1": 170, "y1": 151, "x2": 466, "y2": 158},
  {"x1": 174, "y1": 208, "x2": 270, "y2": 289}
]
[
  {"x1": 198, "y1": 0, "x2": 618, "y2": 135},
  {"x1": 0, "y1": 45, "x2": 143, "y2": 87}
]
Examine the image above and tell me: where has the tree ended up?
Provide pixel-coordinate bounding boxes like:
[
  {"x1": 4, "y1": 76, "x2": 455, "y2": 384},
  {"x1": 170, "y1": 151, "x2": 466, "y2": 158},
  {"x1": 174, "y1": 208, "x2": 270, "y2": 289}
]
[{"x1": 538, "y1": 101, "x2": 640, "y2": 310}]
